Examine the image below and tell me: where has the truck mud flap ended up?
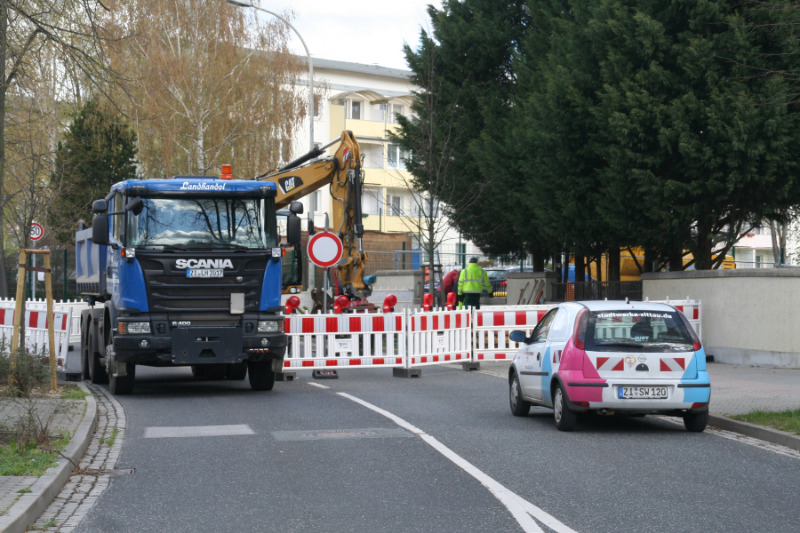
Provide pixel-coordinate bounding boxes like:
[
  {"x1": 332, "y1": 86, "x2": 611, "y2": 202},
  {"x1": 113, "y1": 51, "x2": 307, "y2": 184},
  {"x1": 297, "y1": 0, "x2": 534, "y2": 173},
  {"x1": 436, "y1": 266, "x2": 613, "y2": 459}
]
[{"x1": 171, "y1": 327, "x2": 244, "y2": 364}]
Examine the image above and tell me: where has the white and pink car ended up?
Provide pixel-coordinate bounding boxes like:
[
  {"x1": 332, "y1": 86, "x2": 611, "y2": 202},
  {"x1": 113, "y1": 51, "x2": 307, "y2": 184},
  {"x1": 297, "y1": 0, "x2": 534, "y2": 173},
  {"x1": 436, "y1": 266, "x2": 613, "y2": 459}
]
[{"x1": 508, "y1": 300, "x2": 711, "y2": 432}]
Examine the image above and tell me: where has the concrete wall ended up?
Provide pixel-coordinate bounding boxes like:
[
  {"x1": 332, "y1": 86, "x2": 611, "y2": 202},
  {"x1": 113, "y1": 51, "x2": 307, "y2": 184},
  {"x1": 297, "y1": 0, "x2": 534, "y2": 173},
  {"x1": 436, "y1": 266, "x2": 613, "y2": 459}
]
[
  {"x1": 372, "y1": 269, "x2": 423, "y2": 311},
  {"x1": 643, "y1": 269, "x2": 800, "y2": 368},
  {"x1": 506, "y1": 272, "x2": 559, "y2": 305}
]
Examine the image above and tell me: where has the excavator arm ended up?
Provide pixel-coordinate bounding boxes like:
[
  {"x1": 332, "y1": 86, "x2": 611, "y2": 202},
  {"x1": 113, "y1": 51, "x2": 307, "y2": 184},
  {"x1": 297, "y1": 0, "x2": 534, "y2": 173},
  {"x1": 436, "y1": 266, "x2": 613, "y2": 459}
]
[{"x1": 259, "y1": 131, "x2": 371, "y2": 299}]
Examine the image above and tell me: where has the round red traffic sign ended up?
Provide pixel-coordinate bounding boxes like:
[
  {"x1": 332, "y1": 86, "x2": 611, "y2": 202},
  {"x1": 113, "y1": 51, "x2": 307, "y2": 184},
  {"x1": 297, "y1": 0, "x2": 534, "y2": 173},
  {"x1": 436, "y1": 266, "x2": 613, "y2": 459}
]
[
  {"x1": 307, "y1": 231, "x2": 343, "y2": 268},
  {"x1": 30, "y1": 222, "x2": 44, "y2": 241}
]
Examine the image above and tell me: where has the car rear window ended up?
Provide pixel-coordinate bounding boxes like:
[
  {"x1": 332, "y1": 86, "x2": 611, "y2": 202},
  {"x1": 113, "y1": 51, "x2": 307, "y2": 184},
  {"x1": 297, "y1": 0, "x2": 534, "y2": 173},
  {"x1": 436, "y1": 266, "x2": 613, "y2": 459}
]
[{"x1": 584, "y1": 310, "x2": 696, "y2": 352}]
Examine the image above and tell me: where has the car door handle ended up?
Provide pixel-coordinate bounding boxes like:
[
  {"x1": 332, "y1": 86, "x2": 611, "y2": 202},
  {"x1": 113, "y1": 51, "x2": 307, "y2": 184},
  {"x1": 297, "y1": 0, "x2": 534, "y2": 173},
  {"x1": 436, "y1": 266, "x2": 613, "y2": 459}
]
[{"x1": 536, "y1": 353, "x2": 541, "y2": 361}]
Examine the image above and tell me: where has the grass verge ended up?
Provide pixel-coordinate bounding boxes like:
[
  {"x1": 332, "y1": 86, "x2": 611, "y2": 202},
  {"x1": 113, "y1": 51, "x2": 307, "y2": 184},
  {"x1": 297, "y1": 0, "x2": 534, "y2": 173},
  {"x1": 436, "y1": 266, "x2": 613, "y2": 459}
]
[
  {"x1": 730, "y1": 409, "x2": 800, "y2": 435},
  {"x1": 0, "y1": 436, "x2": 67, "y2": 476}
]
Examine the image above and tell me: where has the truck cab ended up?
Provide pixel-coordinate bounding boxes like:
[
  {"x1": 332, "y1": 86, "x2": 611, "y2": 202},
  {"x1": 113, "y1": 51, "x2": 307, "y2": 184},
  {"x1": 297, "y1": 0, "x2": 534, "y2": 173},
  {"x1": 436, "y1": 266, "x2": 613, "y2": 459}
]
[{"x1": 77, "y1": 173, "x2": 301, "y2": 394}]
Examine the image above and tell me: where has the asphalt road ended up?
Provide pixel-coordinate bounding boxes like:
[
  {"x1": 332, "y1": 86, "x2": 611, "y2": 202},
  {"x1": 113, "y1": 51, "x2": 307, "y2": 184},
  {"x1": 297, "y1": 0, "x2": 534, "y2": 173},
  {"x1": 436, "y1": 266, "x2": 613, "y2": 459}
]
[{"x1": 75, "y1": 364, "x2": 800, "y2": 533}]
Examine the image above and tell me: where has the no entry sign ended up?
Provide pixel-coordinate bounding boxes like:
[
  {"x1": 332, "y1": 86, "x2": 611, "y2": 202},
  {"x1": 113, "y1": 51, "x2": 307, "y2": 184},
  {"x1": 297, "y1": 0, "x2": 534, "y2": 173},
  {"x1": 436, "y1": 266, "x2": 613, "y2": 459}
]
[{"x1": 307, "y1": 231, "x2": 343, "y2": 268}]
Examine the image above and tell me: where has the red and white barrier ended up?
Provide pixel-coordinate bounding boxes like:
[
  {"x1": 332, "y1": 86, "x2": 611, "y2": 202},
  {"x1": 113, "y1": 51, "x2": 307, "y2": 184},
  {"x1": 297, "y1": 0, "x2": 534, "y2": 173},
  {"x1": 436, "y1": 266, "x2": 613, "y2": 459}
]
[
  {"x1": 279, "y1": 298, "x2": 703, "y2": 373},
  {"x1": 0, "y1": 305, "x2": 73, "y2": 360},
  {"x1": 407, "y1": 309, "x2": 471, "y2": 367},
  {"x1": 283, "y1": 312, "x2": 407, "y2": 370},
  {"x1": 472, "y1": 305, "x2": 555, "y2": 361}
]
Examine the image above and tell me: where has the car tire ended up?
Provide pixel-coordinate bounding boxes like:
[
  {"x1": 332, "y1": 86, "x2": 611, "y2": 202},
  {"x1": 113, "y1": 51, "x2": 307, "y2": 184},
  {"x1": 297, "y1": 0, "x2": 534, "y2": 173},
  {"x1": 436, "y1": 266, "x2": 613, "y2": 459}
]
[
  {"x1": 248, "y1": 361, "x2": 275, "y2": 391},
  {"x1": 509, "y1": 373, "x2": 531, "y2": 416},
  {"x1": 553, "y1": 384, "x2": 577, "y2": 431},
  {"x1": 683, "y1": 411, "x2": 709, "y2": 432}
]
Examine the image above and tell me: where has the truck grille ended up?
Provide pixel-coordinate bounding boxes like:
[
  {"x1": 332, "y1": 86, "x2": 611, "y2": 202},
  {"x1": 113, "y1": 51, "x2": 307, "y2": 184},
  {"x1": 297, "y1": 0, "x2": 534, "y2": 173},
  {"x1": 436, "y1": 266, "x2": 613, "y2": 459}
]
[{"x1": 137, "y1": 253, "x2": 267, "y2": 313}]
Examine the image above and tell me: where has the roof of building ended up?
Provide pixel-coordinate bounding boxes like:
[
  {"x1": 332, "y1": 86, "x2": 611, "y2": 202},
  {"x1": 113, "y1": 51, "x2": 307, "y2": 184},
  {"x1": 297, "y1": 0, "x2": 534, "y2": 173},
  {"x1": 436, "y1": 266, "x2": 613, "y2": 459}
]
[{"x1": 313, "y1": 58, "x2": 411, "y2": 80}]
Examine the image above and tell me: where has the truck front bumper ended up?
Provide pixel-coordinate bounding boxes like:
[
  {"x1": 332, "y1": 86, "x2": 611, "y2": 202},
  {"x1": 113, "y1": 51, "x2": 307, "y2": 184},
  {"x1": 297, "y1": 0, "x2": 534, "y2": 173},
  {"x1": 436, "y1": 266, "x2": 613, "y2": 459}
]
[{"x1": 114, "y1": 326, "x2": 287, "y2": 365}]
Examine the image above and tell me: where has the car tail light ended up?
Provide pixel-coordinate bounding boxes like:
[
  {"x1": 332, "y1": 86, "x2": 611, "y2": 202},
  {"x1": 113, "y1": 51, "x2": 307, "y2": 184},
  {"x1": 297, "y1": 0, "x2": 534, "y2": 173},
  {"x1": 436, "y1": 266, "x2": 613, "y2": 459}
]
[
  {"x1": 691, "y1": 402, "x2": 707, "y2": 409},
  {"x1": 573, "y1": 308, "x2": 589, "y2": 349}
]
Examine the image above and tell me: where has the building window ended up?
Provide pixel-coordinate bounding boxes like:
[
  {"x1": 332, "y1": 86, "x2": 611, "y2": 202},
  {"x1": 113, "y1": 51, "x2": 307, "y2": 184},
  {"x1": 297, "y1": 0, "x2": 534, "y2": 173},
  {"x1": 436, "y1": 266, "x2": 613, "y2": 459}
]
[
  {"x1": 390, "y1": 103, "x2": 404, "y2": 123},
  {"x1": 387, "y1": 143, "x2": 408, "y2": 169},
  {"x1": 389, "y1": 195, "x2": 401, "y2": 216},
  {"x1": 350, "y1": 100, "x2": 361, "y2": 120},
  {"x1": 314, "y1": 94, "x2": 322, "y2": 119},
  {"x1": 363, "y1": 187, "x2": 382, "y2": 216}
]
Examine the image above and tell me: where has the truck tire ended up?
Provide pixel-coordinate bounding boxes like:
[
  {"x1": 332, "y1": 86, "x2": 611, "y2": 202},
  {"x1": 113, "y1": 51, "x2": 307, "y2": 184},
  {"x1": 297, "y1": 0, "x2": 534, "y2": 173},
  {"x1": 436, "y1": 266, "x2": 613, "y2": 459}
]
[
  {"x1": 81, "y1": 337, "x2": 91, "y2": 380},
  {"x1": 109, "y1": 362, "x2": 136, "y2": 395},
  {"x1": 88, "y1": 333, "x2": 108, "y2": 384},
  {"x1": 226, "y1": 363, "x2": 247, "y2": 380},
  {"x1": 248, "y1": 360, "x2": 275, "y2": 391}
]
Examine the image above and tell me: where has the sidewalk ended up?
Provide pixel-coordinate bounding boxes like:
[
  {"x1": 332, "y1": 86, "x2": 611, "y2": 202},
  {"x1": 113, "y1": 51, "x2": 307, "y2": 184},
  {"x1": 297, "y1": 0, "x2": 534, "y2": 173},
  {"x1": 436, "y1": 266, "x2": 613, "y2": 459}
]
[
  {"x1": 0, "y1": 384, "x2": 96, "y2": 533},
  {"x1": 0, "y1": 364, "x2": 798, "y2": 533}
]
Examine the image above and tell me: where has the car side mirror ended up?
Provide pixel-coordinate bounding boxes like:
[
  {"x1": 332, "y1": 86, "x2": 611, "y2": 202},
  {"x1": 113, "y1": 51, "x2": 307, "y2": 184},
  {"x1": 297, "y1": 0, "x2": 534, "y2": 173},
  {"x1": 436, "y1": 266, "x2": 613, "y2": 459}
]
[{"x1": 509, "y1": 330, "x2": 528, "y2": 344}]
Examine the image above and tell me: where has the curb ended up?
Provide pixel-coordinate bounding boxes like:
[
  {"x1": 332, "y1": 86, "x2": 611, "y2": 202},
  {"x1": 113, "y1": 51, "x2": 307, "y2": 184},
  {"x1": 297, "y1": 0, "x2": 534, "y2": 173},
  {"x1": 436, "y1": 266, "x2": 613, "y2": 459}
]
[
  {"x1": 709, "y1": 414, "x2": 800, "y2": 452},
  {"x1": 0, "y1": 383, "x2": 97, "y2": 533}
]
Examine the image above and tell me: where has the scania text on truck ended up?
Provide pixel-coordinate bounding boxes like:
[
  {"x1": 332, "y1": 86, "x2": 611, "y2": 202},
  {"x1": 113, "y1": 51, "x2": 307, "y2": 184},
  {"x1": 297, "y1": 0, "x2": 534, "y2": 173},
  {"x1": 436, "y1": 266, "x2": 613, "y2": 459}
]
[{"x1": 76, "y1": 168, "x2": 302, "y2": 394}]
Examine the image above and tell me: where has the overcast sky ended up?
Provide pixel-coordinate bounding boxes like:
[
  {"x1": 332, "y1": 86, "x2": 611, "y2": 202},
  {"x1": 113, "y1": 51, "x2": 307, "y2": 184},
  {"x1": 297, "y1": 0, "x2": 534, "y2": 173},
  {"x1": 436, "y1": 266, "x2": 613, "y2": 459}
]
[{"x1": 245, "y1": 0, "x2": 442, "y2": 70}]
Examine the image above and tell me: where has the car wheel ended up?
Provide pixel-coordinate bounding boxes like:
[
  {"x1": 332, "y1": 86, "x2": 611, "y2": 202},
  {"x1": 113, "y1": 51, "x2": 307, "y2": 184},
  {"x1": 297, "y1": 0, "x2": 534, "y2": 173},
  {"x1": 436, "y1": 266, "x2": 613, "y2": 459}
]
[
  {"x1": 226, "y1": 362, "x2": 248, "y2": 380},
  {"x1": 683, "y1": 411, "x2": 709, "y2": 432},
  {"x1": 248, "y1": 361, "x2": 275, "y2": 391},
  {"x1": 509, "y1": 373, "x2": 531, "y2": 416},
  {"x1": 553, "y1": 384, "x2": 577, "y2": 431}
]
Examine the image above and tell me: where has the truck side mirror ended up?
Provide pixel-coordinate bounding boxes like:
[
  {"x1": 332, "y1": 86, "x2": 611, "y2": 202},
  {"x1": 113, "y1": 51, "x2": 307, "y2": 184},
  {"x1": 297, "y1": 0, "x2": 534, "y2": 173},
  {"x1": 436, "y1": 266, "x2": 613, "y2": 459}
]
[
  {"x1": 92, "y1": 214, "x2": 110, "y2": 245},
  {"x1": 307, "y1": 218, "x2": 315, "y2": 236},
  {"x1": 125, "y1": 197, "x2": 144, "y2": 215},
  {"x1": 286, "y1": 213, "x2": 301, "y2": 246},
  {"x1": 92, "y1": 199, "x2": 108, "y2": 214}
]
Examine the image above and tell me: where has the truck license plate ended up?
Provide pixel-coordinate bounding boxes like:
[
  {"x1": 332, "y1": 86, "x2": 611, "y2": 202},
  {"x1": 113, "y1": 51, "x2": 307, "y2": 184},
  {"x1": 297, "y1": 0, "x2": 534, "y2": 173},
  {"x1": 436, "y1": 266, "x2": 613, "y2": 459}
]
[
  {"x1": 618, "y1": 386, "x2": 668, "y2": 399},
  {"x1": 186, "y1": 269, "x2": 224, "y2": 278}
]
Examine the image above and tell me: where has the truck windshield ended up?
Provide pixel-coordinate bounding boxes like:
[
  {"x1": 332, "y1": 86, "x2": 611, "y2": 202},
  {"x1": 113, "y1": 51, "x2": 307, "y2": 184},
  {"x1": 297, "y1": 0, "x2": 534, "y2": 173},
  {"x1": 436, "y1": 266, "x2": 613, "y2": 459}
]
[{"x1": 126, "y1": 197, "x2": 277, "y2": 249}]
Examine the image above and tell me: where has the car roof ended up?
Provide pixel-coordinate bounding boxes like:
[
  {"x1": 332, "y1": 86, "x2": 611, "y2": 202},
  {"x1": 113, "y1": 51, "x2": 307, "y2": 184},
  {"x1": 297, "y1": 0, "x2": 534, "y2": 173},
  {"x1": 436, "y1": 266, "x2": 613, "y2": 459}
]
[{"x1": 569, "y1": 300, "x2": 676, "y2": 312}]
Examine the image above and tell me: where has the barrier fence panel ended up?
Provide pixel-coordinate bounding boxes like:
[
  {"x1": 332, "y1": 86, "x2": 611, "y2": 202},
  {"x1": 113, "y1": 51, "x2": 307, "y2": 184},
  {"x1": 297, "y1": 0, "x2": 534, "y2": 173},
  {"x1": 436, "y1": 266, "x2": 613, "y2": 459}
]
[
  {"x1": 283, "y1": 312, "x2": 407, "y2": 370},
  {"x1": 659, "y1": 299, "x2": 702, "y2": 341},
  {"x1": 277, "y1": 299, "x2": 702, "y2": 373},
  {"x1": 407, "y1": 308, "x2": 472, "y2": 367},
  {"x1": 472, "y1": 305, "x2": 556, "y2": 362},
  {"x1": 0, "y1": 305, "x2": 73, "y2": 360}
]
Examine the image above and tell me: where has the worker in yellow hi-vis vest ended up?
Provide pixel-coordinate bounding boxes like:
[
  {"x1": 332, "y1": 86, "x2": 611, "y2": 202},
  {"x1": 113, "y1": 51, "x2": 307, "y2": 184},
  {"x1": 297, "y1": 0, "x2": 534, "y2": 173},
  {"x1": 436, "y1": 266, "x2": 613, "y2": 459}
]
[{"x1": 457, "y1": 257, "x2": 491, "y2": 309}]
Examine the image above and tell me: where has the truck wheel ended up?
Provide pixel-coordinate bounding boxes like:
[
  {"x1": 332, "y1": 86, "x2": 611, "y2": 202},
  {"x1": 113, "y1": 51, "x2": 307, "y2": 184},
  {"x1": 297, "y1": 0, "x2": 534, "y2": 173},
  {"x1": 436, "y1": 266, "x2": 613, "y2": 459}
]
[
  {"x1": 226, "y1": 363, "x2": 247, "y2": 380},
  {"x1": 248, "y1": 361, "x2": 275, "y2": 391},
  {"x1": 553, "y1": 383, "x2": 577, "y2": 431},
  {"x1": 191, "y1": 365, "x2": 205, "y2": 378},
  {"x1": 109, "y1": 362, "x2": 136, "y2": 395},
  {"x1": 88, "y1": 334, "x2": 108, "y2": 384},
  {"x1": 205, "y1": 364, "x2": 227, "y2": 380},
  {"x1": 81, "y1": 337, "x2": 91, "y2": 380}
]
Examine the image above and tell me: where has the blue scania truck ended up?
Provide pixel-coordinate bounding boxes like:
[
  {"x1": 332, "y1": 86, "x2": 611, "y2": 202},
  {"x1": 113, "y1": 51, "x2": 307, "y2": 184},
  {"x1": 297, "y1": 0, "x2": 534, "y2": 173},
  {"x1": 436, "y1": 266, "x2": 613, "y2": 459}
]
[{"x1": 76, "y1": 172, "x2": 301, "y2": 394}]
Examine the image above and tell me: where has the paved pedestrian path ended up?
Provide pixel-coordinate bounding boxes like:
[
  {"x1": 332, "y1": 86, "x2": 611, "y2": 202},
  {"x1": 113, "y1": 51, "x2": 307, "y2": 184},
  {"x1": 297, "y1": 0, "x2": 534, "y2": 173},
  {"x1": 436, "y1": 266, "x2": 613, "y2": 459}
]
[{"x1": 1, "y1": 363, "x2": 798, "y2": 532}]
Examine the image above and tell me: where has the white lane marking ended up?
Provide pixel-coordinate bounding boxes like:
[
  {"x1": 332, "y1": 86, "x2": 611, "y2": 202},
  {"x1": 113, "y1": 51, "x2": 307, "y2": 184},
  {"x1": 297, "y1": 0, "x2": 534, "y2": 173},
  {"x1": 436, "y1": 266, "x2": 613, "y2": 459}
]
[
  {"x1": 308, "y1": 382, "x2": 330, "y2": 389},
  {"x1": 143, "y1": 424, "x2": 254, "y2": 438},
  {"x1": 337, "y1": 392, "x2": 578, "y2": 533}
]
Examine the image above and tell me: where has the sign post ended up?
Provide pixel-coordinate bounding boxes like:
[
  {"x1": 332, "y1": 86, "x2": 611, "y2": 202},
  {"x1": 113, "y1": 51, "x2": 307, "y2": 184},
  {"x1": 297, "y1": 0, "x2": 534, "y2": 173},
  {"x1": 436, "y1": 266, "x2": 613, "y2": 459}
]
[
  {"x1": 307, "y1": 231, "x2": 343, "y2": 313},
  {"x1": 307, "y1": 231, "x2": 343, "y2": 379},
  {"x1": 30, "y1": 222, "x2": 44, "y2": 299}
]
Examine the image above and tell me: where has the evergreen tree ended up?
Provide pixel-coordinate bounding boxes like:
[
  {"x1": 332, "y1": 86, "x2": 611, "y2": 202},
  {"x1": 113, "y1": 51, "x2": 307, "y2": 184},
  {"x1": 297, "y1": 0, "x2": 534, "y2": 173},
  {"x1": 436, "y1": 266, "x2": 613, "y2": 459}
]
[{"x1": 49, "y1": 98, "x2": 137, "y2": 242}]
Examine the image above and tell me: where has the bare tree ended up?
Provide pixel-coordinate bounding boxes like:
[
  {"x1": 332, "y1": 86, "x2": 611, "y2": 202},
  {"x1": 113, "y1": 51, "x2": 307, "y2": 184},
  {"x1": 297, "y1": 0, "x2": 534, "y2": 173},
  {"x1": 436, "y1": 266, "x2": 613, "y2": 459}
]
[
  {"x1": 107, "y1": 0, "x2": 306, "y2": 178},
  {"x1": 0, "y1": 0, "x2": 118, "y2": 297}
]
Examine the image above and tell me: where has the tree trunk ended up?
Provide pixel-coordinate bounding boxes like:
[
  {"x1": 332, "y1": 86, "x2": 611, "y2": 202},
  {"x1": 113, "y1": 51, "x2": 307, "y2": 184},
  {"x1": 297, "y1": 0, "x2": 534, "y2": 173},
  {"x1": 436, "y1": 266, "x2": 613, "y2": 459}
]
[{"x1": 575, "y1": 254, "x2": 585, "y2": 283}]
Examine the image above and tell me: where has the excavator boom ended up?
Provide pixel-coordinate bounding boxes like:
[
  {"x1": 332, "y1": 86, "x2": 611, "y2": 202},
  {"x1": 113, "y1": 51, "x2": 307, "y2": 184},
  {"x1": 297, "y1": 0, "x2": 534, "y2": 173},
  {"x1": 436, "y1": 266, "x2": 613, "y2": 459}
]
[{"x1": 259, "y1": 131, "x2": 371, "y2": 300}]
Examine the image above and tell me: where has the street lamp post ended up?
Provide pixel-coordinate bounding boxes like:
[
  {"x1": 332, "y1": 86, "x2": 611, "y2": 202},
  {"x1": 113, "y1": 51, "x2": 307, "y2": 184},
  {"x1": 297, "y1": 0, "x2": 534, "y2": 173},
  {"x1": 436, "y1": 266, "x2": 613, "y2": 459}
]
[{"x1": 226, "y1": 0, "x2": 315, "y2": 152}]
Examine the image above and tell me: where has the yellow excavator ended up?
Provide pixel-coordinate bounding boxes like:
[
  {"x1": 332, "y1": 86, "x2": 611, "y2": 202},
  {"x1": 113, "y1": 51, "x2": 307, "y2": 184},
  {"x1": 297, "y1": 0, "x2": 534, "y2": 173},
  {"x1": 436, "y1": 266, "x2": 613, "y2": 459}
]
[{"x1": 258, "y1": 131, "x2": 372, "y2": 305}]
